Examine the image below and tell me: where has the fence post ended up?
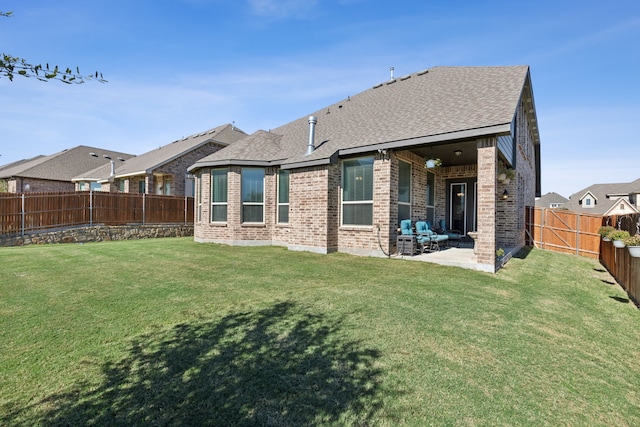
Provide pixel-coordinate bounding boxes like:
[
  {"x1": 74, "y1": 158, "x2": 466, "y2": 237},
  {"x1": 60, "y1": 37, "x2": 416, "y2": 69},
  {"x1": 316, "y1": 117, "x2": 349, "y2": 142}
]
[
  {"x1": 142, "y1": 193, "x2": 146, "y2": 225},
  {"x1": 21, "y1": 193, "x2": 25, "y2": 238},
  {"x1": 184, "y1": 195, "x2": 188, "y2": 224},
  {"x1": 89, "y1": 190, "x2": 93, "y2": 226},
  {"x1": 576, "y1": 213, "x2": 580, "y2": 256},
  {"x1": 540, "y1": 208, "x2": 545, "y2": 249}
]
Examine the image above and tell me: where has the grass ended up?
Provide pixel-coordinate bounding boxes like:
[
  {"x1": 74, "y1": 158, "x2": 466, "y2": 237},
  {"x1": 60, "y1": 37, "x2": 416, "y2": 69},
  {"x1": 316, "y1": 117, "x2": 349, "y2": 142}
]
[{"x1": 1, "y1": 238, "x2": 638, "y2": 426}]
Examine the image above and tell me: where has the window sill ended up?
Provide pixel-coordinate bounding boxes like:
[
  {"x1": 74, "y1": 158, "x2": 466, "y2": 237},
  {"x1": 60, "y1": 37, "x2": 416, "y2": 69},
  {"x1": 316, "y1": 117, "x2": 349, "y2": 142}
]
[
  {"x1": 242, "y1": 223, "x2": 266, "y2": 228},
  {"x1": 340, "y1": 225, "x2": 374, "y2": 232}
]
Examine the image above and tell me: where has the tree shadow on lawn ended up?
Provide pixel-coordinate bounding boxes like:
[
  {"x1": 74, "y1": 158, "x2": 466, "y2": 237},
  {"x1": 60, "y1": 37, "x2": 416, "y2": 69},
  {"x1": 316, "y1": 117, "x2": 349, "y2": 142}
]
[{"x1": 8, "y1": 301, "x2": 383, "y2": 426}]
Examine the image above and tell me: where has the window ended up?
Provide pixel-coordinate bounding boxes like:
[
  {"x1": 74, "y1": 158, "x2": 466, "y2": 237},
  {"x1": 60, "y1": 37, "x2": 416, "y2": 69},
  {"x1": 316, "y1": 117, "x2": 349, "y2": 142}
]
[
  {"x1": 278, "y1": 170, "x2": 289, "y2": 224},
  {"x1": 185, "y1": 174, "x2": 195, "y2": 197},
  {"x1": 584, "y1": 198, "x2": 592, "y2": 207},
  {"x1": 426, "y1": 171, "x2": 435, "y2": 225},
  {"x1": 164, "y1": 178, "x2": 171, "y2": 196},
  {"x1": 342, "y1": 157, "x2": 374, "y2": 226},
  {"x1": 196, "y1": 172, "x2": 202, "y2": 222},
  {"x1": 211, "y1": 168, "x2": 228, "y2": 222},
  {"x1": 398, "y1": 160, "x2": 411, "y2": 226},
  {"x1": 138, "y1": 180, "x2": 145, "y2": 194},
  {"x1": 242, "y1": 168, "x2": 265, "y2": 223}
]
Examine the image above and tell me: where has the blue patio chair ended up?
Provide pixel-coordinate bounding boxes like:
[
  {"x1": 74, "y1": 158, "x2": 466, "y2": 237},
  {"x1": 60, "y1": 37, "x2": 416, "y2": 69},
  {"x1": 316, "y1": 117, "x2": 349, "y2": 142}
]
[
  {"x1": 437, "y1": 219, "x2": 463, "y2": 247},
  {"x1": 416, "y1": 221, "x2": 448, "y2": 252},
  {"x1": 400, "y1": 219, "x2": 413, "y2": 236}
]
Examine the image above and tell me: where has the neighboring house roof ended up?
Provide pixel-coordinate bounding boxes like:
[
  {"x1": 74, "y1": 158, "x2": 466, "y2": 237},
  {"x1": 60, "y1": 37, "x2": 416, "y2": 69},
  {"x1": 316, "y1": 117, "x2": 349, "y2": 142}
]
[
  {"x1": 0, "y1": 146, "x2": 135, "y2": 181},
  {"x1": 72, "y1": 162, "x2": 117, "y2": 182},
  {"x1": 579, "y1": 191, "x2": 597, "y2": 203},
  {"x1": 535, "y1": 192, "x2": 568, "y2": 207},
  {"x1": 563, "y1": 178, "x2": 640, "y2": 215},
  {"x1": 603, "y1": 198, "x2": 638, "y2": 216},
  {"x1": 191, "y1": 66, "x2": 536, "y2": 171},
  {"x1": 0, "y1": 155, "x2": 47, "y2": 174},
  {"x1": 109, "y1": 123, "x2": 247, "y2": 179}
]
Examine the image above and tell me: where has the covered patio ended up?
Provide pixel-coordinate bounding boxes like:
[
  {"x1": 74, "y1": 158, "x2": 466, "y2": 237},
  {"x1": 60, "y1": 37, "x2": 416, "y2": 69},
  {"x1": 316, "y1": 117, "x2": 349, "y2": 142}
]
[{"x1": 393, "y1": 238, "x2": 513, "y2": 272}]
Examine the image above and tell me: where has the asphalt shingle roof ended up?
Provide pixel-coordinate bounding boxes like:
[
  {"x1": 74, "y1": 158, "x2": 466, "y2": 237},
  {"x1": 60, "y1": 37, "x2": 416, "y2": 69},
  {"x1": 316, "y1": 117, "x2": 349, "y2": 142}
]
[
  {"x1": 191, "y1": 65, "x2": 531, "y2": 170},
  {"x1": 113, "y1": 123, "x2": 246, "y2": 178},
  {"x1": 535, "y1": 192, "x2": 569, "y2": 207},
  {"x1": 0, "y1": 146, "x2": 135, "y2": 181},
  {"x1": 563, "y1": 178, "x2": 640, "y2": 214}
]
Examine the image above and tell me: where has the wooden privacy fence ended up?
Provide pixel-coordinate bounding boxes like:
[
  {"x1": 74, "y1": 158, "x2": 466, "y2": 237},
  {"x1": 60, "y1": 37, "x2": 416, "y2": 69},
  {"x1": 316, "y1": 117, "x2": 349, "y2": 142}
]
[
  {"x1": 527, "y1": 207, "x2": 639, "y2": 305},
  {"x1": 599, "y1": 213, "x2": 640, "y2": 305},
  {"x1": 525, "y1": 206, "x2": 602, "y2": 259},
  {"x1": 0, "y1": 192, "x2": 194, "y2": 236}
]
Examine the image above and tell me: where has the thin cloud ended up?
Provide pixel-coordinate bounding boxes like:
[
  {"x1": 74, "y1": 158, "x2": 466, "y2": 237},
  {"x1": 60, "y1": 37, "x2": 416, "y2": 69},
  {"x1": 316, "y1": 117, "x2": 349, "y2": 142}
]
[
  {"x1": 548, "y1": 18, "x2": 640, "y2": 57},
  {"x1": 247, "y1": 0, "x2": 319, "y2": 19}
]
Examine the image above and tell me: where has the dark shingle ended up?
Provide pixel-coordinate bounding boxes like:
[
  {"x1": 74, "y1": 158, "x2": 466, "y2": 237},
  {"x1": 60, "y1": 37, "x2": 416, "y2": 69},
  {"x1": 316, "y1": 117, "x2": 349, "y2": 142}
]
[
  {"x1": 0, "y1": 146, "x2": 135, "y2": 181},
  {"x1": 192, "y1": 65, "x2": 531, "y2": 169}
]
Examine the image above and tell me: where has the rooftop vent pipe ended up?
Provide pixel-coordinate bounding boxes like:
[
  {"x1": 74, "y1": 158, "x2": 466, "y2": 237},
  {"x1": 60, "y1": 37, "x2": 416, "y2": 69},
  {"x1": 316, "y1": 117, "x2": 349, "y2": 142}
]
[
  {"x1": 389, "y1": 66, "x2": 395, "y2": 80},
  {"x1": 306, "y1": 115, "x2": 317, "y2": 156}
]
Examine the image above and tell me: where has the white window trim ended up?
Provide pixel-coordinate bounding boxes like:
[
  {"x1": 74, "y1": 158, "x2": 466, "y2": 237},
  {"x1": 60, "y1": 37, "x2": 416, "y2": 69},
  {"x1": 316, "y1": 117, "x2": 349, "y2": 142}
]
[
  {"x1": 277, "y1": 170, "x2": 289, "y2": 224},
  {"x1": 341, "y1": 156, "x2": 374, "y2": 227},
  {"x1": 196, "y1": 172, "x2": 202, "y2": 222},
  {"x1": 242, "y1": 168, "x2": 265, "y2": 224},
  {"x1": 210, "y1": 169, "x2": 228, "y2": 223},
  {"x1": 398, "y1": 160, "x2": 412, "y2": 223}
]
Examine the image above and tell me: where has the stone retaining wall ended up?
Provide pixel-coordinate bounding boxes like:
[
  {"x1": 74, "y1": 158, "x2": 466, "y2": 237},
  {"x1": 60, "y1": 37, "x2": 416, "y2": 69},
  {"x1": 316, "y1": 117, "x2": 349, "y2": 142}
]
[{"x1": 0, "y1": 224, "x2": 194, "y2": 247}]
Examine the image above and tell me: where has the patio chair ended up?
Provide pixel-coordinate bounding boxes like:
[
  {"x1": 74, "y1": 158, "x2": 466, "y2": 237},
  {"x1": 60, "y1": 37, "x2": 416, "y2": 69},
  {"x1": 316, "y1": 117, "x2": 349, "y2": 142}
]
[
  {"x1": 415, "y1": 221, "x2": 448, "y2": 252},
  {"x1": 437, "y1": 219, "x2": 463, "y2": 247}
]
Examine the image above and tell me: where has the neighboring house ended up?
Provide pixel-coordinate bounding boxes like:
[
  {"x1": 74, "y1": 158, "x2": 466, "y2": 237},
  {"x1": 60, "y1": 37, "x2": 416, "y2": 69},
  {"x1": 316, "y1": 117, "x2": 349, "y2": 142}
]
[
  {"x1": 73, "y1": 123, "x2": 246, "y2": 196},
  {"x1": 0, "y1": 146, "x2": 135, "y2": 193},
  {"x1": 535, "y1": 192, "x2": 568, "y2": 209},
  {"x1": 188, "y1": 66, "x2": 541, "y2": 273},
  {"x1": 563, "y1": 178, "x2": 640, "y2": 216}
]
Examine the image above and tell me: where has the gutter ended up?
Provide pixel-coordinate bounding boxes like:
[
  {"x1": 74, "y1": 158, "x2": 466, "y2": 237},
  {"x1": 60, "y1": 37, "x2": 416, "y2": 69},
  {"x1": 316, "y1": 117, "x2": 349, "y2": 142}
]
[
  {"x1": 188, "y1": 123, "x2": 511, "y2": 172},
  {"x1": 339, "y1": 124, "x2": 512, "y2": 156}
]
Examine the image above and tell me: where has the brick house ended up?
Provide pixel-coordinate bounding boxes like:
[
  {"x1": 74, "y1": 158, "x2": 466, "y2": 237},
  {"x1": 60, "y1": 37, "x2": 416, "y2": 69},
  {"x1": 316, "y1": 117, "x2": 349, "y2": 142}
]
[
  {"x1": 535, "y1": 192, "x2": 568, "y2": 209},
  {"x1": 0, "y1": 146, "x2": 135, "y2": 193},
  {"x1": 188, "y1": 66, "x2": 541, "y2": 272},
  {"x1": 561, "y1": 178, "x2": 640, "y2": 216},
  {"x1": 73, "y1": 123, "x2": 247, "y2": 195}
]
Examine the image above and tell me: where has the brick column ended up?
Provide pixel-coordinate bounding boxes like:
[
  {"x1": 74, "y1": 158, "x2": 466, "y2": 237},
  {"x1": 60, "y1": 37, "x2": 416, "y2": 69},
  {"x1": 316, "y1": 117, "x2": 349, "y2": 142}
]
[{"x1": 476, "y1": 138, "x2": 497, "y2": 272}]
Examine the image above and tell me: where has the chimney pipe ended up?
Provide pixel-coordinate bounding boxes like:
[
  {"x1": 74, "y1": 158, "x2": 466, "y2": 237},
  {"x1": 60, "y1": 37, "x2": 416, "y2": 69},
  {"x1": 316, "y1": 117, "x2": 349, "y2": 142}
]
[
  {"x1": 306, "y1": 115, "x2": 317, "y2": 156},
  {"x1": 390, "y1": 66, "x2": 395, "y2": 80}
]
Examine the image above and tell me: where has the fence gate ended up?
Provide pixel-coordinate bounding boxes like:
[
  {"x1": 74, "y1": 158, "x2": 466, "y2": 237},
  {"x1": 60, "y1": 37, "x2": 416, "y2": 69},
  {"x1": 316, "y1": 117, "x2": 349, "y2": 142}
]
[{"x1": 526, "y1": 206, "x2": 602, "y2": 259}]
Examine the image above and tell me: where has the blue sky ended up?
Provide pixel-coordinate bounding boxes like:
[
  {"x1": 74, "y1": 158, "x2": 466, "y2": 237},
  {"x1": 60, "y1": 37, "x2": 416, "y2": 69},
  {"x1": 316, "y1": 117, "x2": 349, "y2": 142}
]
[{"x1": 1, "y1": 0, "x2": 639, "y2": 197}]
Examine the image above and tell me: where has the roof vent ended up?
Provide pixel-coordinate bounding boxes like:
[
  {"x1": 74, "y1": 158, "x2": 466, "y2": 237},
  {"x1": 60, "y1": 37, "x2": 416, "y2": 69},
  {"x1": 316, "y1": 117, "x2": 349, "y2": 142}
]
[
  {"x1": 389, "y1": 66, "x2": 395, "y2": 81},
  {"x1": 306, "y1": 116, "x2": 317, "y2": 156}
]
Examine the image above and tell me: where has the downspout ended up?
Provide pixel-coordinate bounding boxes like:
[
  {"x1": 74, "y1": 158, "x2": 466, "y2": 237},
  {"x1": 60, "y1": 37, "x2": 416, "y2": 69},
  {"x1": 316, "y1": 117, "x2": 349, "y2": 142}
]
[{"x1": 305, "y1": 116, "x2": 317, "y2": 156}]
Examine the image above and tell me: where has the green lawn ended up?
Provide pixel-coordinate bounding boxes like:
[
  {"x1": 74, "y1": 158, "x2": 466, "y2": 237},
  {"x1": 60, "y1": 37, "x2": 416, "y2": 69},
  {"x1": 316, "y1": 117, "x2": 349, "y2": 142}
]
[{"x1": 1, "y1": 238, "x2": 638, "y2": 426}]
